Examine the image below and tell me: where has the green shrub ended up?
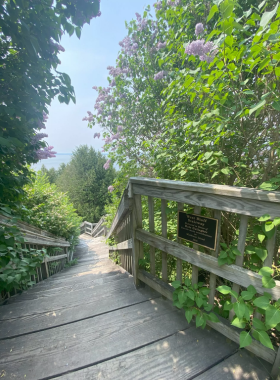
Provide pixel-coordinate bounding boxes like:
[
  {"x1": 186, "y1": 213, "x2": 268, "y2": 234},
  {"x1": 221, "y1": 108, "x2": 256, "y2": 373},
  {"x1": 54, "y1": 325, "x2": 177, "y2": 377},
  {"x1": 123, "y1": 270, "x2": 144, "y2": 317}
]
[{"x1": 20, "y1": 172, "x2": 82, "y2": 246}]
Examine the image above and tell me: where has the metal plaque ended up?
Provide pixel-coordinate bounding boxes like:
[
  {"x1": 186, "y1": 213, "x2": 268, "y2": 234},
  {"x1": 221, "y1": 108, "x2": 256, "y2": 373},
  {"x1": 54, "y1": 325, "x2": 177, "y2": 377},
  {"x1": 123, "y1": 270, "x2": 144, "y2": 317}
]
[{"x1": 177, "y1": 212, "x2": 218, "y2": 250}]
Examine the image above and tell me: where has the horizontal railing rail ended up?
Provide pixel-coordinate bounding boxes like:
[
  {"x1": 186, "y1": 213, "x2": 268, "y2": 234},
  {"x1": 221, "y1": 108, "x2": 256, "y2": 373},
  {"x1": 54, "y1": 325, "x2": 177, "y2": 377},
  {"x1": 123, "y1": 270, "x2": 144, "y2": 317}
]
[
  {"x1": 107, "y1": 177, "x2": 280, "y2": 379},
  {"x1": 82, "y1": 217, "x2": 107, "y2": 238},
  {"x1": 0, "y1": 215, "x2": 71, "y2": 302}
]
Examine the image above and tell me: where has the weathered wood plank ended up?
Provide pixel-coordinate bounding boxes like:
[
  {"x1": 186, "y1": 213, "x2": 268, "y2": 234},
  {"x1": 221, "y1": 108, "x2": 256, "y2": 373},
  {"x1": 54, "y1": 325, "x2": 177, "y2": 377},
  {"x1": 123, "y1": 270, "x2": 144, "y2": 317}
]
[
  {"x1": 6, "y1": 273, "x2": 129, "y2": 303},
  {"x1": 271, "y1": 346, "x2": 280, "y2": 379},
  {"x1": 209, "y1": 210, "x2": 222, "y2": 305},
  {"x1": 176, "y1": 202, "x2": 184, "y2": 282},
  {"x1": 195, "y1": 351, "x2": 271, "y2": 380},
  {"x1": 135, "y1": 229, "x2": 280, "y2": 300},
  {"x1": 0, "y1": 287, "x2": 157, "y2": 339},
  {"x1": 109, "y1": 239, "x2": 132, "y2": 251},
  {"x1": 106, "y1": 188, "x2": 130, "y2": 239},
  {"x1": 0, "y1": 298, "x2": 190, "y2": 379},
  {"x1": 45, "y1": 254, "x2": 68, "y2": 263},
  {"x1": 138, "y1": 268, "x2": 276, "y2": 365},
  {"x1": 130, "y1": 177, "x2": 280, "y2": 203},
  {"x1": 132, "y1": 183, "x2": 280, "y2": 218},
  {"x1": 132, "y1": 193, "x2": 143, "y2": 286},
  {"x1": 229, "y1": 215, "x2": 248, "y2": 321},
  {"x1": 192, "y1": 206, "x2": 201, "y2": 286},
  {"x1": 56, "y1": 328, "x2": 239, "y2": 380},
  {"x1": 161, "y1": 199, "x2": 168, "y2": 282},
  {"x1": 148, "y1": 196, "x2": 156, "y2": 276},
  {"x1": 0, "y1": 277, "x2": 136, "y2": 320}
]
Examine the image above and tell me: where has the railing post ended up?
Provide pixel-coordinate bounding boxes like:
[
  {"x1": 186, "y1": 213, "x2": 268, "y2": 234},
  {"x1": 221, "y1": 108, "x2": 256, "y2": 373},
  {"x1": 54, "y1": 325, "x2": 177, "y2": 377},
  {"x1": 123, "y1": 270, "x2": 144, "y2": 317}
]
[{"x1": 131, "y1": 191, "x2": 143, "y2": 287}]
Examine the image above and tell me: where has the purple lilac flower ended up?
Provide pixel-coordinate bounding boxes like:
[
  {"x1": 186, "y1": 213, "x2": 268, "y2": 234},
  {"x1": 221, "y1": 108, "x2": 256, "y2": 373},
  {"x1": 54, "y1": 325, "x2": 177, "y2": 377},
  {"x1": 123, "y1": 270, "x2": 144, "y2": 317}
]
[
  {"x1": 154, "y1": 71, "x2": 167, "y2": 80},
  {"x1": 103, "y1": 159, "x2": 111, "y2": 170},
  {"x1": 185, "y1": 39, "x2": 218, "y2": 63},
  {"x1": 36, "y1": 146, "x2": 57, "y2": 160},
  {"x1": 93, "y1": 133, "x2": 100, "y2": 139},
  {"x1": 117, "y1": 126, "x2": 123, "y2": 132},
  {"x1": 108, "y1": 185, "x2": 114, "y2": 192},
  {"x1": 32, "y1": 133, "x2": 48, "y2": 143},
  {"x1": 111, "y1": 133, "x2": 121, "y2": 140},
  {"x1": 195, "y1": 23, "x2": 204, "y2": 36},
  {"x1": 157, "y1": 42, "x2": 166, "y2": 50},
  {"x1": 154, "y1": 1, "x2": 162, "y2": 10}
]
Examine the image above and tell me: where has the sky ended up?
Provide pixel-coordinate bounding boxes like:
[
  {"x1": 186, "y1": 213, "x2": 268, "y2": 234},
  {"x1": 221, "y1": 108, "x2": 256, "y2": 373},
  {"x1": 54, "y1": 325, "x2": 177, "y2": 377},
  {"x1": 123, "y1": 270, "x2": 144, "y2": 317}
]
[{"x1": 44, "y1": 0, "x2": 155, "y2": 155}]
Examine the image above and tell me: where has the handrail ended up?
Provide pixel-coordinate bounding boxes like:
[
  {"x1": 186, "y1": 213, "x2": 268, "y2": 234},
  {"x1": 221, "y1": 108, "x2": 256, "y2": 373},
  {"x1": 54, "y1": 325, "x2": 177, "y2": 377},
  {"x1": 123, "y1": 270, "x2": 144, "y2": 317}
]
[
  {"x1": 106, "y1": 177, "x2": 280, "y2": 379},
  {"x1": 0, "y1": 214, "x2": 72, "y2": 302}
]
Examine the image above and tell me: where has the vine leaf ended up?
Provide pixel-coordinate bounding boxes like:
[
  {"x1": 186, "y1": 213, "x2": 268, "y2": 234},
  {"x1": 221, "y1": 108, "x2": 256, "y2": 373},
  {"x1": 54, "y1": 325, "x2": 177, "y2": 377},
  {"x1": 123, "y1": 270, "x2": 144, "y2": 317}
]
[
  {"x1": 233, "y1": 302, "x2": 246, "y2": 319},
  {"x1": 253, "y1": 296, "x2": 270, "y2": 310},
  {"x1": 240, "y1": 331, "x2": 252, "y2": 348},
  {"x1": 265, "y1": 306, "x2": 280, "y2": 328},
  {"x1": 258, "y1": 330, "x2": 274, "y2": 350}
]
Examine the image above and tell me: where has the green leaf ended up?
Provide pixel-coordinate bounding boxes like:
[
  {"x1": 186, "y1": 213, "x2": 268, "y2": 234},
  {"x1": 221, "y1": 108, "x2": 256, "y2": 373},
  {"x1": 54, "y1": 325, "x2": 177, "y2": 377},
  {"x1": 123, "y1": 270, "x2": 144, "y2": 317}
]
[
  {"x1": 186, "y1": 289, "x2": 195, "y2": 300},
  {"x1": 262, "y1": 222, "x2": 275, "y2": 239},
  {"x1": 217, "y1": 285, "x2": 231, "y2": 294},
  {"x1": 260, "y1": 2, "x2": 279, "y2": 28},
  {"x1": 207, "y1": 4, "x2": 219, "y2": 22},
  {"x1": 249, "y1": 99, "x2": 266, "y2": 116},
  {"x1": 240, "y1": 331, "x2": 252, "y2": 348},
  {"x1": 196, "y1": 314, "x2": 204, "y2": 327},
  {"x1": 255, "y1": 248, "x2": 268, "y2": 262},
  {"x1": 224, "y1": 301, "x2": 233, "y2": 311},
  {"x1": 208, "y1": 312, "x2": 220, "y2": 323},
  {"x1": 262, "y1": 276, "x2": 276, "y2": 289},
  {"x1": 185, "y1": 277, "x2": 191, "y2": 287},
  {"x1": 231, "y1": 317, "x2": 246, "y2": 329},
  {"x1": 178, "y1": 289, "x2": 187, "y2": 304},
  {"x1": 258, "y1": 330, "x2": 274, "y2": 350},
  {"x1": 259, "y1": 267, "x2": 273, "y2": 277},
  {"x1": 185, "y1": 308, "x2": 193, "y2": 323},
  {"x1": 253, "y1": 318, "x2": 266, "y2": 331},
  {"x1": 258, "y1": 233, "x2": 266, "y2": 243},
  {"x1": 220, "y1": 0, "x2": 235, "y2": 19},
  {"x1": 258, "y1": 214, "x2": 271, "y2": 222},
  {"x1": 221, "y1": 168, "x2": 231, "y2": 175},
  {"x1": 265, "y1": 306, "x2": 280, "y2": 328},
  {"x1": 253, "y1": 296, "x2": 270, "y2": 310},
  {"x1": 196, "y1": 296, "x2": 204, "y2": 308},
  {"x1": 233, "y1": 302, "x2": 246, "y2": 319},
  {"x1": 75, "y1": 27, "x2": 81, "y2": 39},
  {"x1": 172, "y1": 280, "x2": 181, "y2": 289},
  {"x1": 201, "y1": 288, "x2": 210, "y2": 296},
  {"x1": 272, "y1": 101, "x2": 280, "y2": 112}
]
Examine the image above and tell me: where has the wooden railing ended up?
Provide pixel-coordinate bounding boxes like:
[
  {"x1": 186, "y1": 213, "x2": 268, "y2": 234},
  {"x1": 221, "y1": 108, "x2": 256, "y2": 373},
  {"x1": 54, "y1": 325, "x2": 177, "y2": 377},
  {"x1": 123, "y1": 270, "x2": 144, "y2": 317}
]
[
  {"x1": 107, "y1": 177, "x2": 280, "y2": 379},
  {"x1": 81, "y1": 217, "x2": 107, "y2": 238},
  {"x1": 0, "y1": 215, "x2": 71, "y2": 301}
]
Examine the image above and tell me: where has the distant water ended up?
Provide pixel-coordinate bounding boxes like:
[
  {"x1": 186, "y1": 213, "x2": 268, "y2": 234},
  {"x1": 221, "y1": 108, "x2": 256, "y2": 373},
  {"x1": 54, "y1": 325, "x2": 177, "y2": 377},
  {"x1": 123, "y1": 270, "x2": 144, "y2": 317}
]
[{"x1": 32, "y1": 153, "x2": 72, "y2": 171}]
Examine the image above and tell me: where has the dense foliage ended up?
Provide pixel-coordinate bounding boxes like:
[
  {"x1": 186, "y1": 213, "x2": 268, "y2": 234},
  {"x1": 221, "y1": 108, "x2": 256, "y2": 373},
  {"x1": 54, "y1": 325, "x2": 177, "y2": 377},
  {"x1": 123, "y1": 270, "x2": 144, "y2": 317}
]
[
  {"x1": 0, "y1": 0, "x2": 101, "y2": 204},
  {"x1": 42, "y1": 146, "x2": 116, "y2": 222},
  {"x1": 89, "y1": 0, "x2": 280, "y2": 351},
  {"x1": 0, "y1": 205, "x2": 47, "y2": 297},
  {"x1": 20, "y1": 172, "x2": 82, "y2": 245}
]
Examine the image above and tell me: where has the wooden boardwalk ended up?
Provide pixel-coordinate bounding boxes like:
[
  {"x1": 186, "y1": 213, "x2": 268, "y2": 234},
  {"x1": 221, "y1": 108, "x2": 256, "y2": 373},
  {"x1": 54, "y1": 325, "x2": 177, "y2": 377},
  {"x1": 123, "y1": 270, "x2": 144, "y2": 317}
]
[{"x1": 0, "y1": 235, "x2": 273, "y2": 379}]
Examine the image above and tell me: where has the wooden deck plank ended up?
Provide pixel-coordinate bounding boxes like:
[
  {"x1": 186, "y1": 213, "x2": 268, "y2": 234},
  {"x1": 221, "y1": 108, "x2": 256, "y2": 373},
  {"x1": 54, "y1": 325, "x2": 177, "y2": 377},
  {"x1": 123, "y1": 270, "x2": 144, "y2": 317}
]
[
  {"x1": 195, "y1": 351, "x2": 272, "y2": 380},
  {"x1": 0, "y1": 287, "x2": 158, "y2": 339},
  {"x1": 0, "y1": 298, "x2": 190, "y2": 379},
  {"x1": 56, "y1": 328, "x2": 238, "y2": 380},
  {"x1": 6, "y1": 273, "x2": 129, "y2": 303},
  {"x1": 0, "y1": 277, "x2": 136, "y2": 320}
]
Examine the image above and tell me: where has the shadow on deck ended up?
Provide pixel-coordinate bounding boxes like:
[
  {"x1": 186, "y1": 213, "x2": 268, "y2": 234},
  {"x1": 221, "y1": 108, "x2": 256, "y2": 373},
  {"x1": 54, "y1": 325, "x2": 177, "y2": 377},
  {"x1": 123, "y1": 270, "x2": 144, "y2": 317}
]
[{"x1": 0, "y1": 235, "x2": 272, "y2": 379}]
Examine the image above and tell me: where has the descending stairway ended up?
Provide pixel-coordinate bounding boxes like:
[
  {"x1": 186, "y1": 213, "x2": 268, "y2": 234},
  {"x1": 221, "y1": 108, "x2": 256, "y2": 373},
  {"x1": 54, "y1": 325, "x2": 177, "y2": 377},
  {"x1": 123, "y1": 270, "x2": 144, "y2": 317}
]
[{"x1": 0, "y1": 235, "x2": 272, "y2": 380}]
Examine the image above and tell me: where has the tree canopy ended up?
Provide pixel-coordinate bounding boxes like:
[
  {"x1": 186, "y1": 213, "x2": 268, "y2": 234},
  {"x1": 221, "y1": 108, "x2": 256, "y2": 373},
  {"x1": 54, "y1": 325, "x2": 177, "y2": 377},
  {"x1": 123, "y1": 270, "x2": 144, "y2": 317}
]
[
  {"x1": 56, "y1": 146, "x2": 116, "y2": 222},
  {"x1": 0, "y1": 0, "x2": 101, "y2": 204},
  {"x1": 86, "y1": 0, "x2": 280, "y2": 193}
]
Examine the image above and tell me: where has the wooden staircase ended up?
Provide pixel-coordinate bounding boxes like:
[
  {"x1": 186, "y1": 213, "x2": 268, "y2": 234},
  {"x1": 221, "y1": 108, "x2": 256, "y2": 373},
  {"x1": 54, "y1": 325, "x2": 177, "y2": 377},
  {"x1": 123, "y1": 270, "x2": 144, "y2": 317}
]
[{"x1": 0, "y1": 234, "x2": 272, "y2": 379}]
